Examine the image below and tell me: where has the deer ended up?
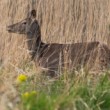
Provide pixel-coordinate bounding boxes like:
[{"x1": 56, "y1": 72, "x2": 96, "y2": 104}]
[{"x1": 7, "y1": 9, "x2": 110, "y2": 77}]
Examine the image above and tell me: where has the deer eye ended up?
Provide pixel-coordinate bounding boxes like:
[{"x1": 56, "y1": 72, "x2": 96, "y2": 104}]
[{"x1": 23, "y1": 22, "x2": 26, "y2": 24}]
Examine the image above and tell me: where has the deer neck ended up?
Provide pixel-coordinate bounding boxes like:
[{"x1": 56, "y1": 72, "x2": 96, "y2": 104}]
[{"x1": 26, "y1": 25, "x2": 45, "y2": 60}]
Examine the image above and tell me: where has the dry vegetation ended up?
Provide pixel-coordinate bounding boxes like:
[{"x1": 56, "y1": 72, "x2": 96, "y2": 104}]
[
  {"x1": 1, "y1": 0, "x2": 110, "y2": 65},
  {"x1": 0, "y1": 0, "x2": 110, "y2": 110}
]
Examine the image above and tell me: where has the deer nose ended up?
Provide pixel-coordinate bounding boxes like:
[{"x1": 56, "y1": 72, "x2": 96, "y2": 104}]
[{"x1": 6, "y1": 26, "x2": 12, "y2": 32}]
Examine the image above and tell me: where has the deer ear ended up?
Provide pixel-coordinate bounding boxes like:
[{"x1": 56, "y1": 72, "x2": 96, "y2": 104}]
[{"x1": 31, "y1": 9, "x2": 36, "y2": 18}]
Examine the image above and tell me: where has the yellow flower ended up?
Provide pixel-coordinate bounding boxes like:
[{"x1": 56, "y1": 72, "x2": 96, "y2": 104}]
[
  {"x1": 22, "y1": 91, "x2": 37, "y2": 99},
  {"x1": 22, "y1": 92, "x2": 30, "y2": 98},
  {"x1": 16, "y1": 74, "x2": 27, "y2": 83},
  {"x1": 31, "y1": 91, "x2": 37, "y2": 96}
]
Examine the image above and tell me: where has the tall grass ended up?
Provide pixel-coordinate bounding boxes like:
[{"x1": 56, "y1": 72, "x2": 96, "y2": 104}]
[
  {"x1": 2, "y1": 68, "x2": 110, "y2": 110},
  {"x1": 0, "y1": 0, "x2": 110, "y2": 109},
  {"x1": 0, "y1": 0, "x2": 110, "y2": 66}
]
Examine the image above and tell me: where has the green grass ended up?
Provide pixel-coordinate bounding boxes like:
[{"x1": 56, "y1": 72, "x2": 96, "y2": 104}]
[
  {"x1": 14, "y1": 70, "x2": 110, "y2": 110},
  {"x1": 1, "y1": 62, "x2": 110, "y2": 110}
]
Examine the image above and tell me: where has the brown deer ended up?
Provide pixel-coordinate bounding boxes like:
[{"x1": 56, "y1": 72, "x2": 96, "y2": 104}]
[{"x1": 7, "y1": 10, "x2": 110, "y2": 77}]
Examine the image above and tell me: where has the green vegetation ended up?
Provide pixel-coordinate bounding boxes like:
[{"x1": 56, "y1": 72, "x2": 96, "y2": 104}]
[
  {"x1": 0, "y1": 62, "x2": 110, "y2": 110},
  {"x1": 15, "y1": 71, "x2": 110, "y2": 110}
]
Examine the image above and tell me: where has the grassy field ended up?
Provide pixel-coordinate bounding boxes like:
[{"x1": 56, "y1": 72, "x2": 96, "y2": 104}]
[
  {"x1": 0, "y1": 0, "x2": 110, "y2": 110},
  {"x1": 1, "y1": 65, "x2": 110, "y2": 110},
  {"x1": 16, "y1": 71, "x2": 110, "y2": 110}
]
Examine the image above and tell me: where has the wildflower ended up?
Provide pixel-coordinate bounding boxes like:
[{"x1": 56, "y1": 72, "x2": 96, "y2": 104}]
[
  {"x1": 31, "y1": 91, "x2": 37, "y2": 96},
  {"x1": 22, "y1": 92, "x2": 30, "y2": 99},
  {"x1": 16, "y1": 74, "x2": 27, "y2": 83},
  {"x1": 22, "y1": 91, "x2": 37, "y2": 99}
]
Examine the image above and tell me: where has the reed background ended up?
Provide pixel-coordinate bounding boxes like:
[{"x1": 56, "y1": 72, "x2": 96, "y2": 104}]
[
  {"x1": 0, "y1": 0, "x2": 110, "y2": 109},
  {"x1": 0, "y1": 0, "x2": 110, "y2": 67}
]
